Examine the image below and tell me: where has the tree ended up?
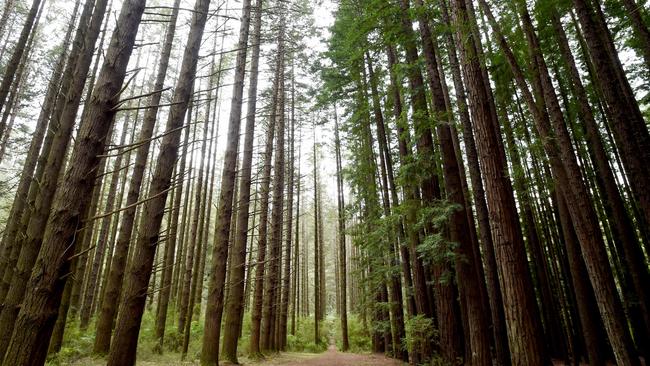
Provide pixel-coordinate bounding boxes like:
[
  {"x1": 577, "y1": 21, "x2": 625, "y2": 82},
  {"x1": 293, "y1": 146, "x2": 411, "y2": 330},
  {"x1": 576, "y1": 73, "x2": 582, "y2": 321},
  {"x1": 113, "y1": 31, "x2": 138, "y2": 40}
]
[
  {"x1": 106, "y1": 0, "x2": 211, "y2": 363},
  {"x1": 449, "y1": 0, "x2": 547, "y2": 363},
  {"x1": 220, "y1": 0, "x2": 263, "y2": 361},
  {"x1": 200, "y1": 0, "x2": 253, "y2": 362},
  {"x1": 1, "y1": 0, "x2": 146, "y2": 363},
  {"x1": 93, "y1": 0, "x2": 182, "y2": 354}
]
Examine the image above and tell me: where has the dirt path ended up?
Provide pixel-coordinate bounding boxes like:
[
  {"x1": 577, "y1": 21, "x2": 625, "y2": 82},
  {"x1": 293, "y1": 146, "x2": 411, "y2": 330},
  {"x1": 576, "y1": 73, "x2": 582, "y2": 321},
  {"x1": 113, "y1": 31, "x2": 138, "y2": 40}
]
[{"x1": 247, "y1": 339, "x2": 404, "y2": 366}]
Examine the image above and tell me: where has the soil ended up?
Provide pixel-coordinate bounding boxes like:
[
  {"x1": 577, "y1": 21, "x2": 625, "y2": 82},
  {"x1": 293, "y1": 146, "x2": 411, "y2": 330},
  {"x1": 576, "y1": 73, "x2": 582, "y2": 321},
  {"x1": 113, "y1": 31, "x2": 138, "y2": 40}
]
[{"x1": 246, "y1": 342, "x2": 405, "y2": 366}]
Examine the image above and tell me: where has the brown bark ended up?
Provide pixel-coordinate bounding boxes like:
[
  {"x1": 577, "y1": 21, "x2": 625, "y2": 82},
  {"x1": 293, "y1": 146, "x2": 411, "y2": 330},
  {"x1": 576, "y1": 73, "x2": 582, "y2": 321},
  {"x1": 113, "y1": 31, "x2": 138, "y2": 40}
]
[
  {"x1": 409, "y1": 2, "x2": 492, "y2": 362},
  {"x1": 364, "y1": 54, "x2": 407, "y2": 361},
  {"x1": 384, "y1": 43, "x2": 429, "y2": 363},
  {"x1": 572, "y1": 0, "x2": 650, "y2": 243},
  {"x1": 556, "y1": 188, "x2": 610, "y2": 366},
  {"x1": 92, "y1": 0, "x2": 181, "y2": 354},
  {"x1": 80, "y1": 116, "x2": 130, "y2": 329},
  {"x1": 0, "y1": 0, "x2": 76, "y2": 280},
  {"x1": 172, "y1": 121, "x2": 196, "y2": 308},
  {"x1": 261, "y1": 27, "x2": 286, "y2": 350},
  {"x1": 313, "y1": 131, "x2": 321, "y2": 344},
  {"x1": 551, "y1": 7, "x2": 650, "y2": 354},
  {"x1": 480, "y1": 1, "x2": 639, "y2": 363},
  {"x1": 334, "y1": 107, "x2": 350, "y2": 353},
  {"x1": 278, "y1": 58, "x2": 294, "y2": 351},
  {"x1": 384, "y1": 45, "x2": 417, "y2": 319},
  {"x1": 0, "y1": 0, "x2": 109, "y2": 358},
  {"x1": 396, "y1": 1, "x2": 463, "y2": 361},
  {"x1": 105, "y1": 1, "x2": 209, "y2": 364},
  {"x1": 249, "y1": 72, "x2": 278, "y2": 357},
  {"x1": 68, "y1": 1, "x2": 112, "y2": 318},
  {"x1": 177, "y1": 117, "x2": 198, "y2": 335},
  {"x1": 181, "y1": 99, "x2": 211, "y2": 357},
  {"x1": 439, "y1": 2, "x2": 510, "y2": 363},
  {"x1": 1, "y1": 0, "x2": 144, "y2": 363},
  {"x1": 0, "y1": 4, "x2": 40, "y2": 164},
  {"x1": 291, "y1": 139, "x2": 302, "y2": 335},
  {"x1": 0, "y1": 0, "x2": 41, "y2": 122},
  {"x1": 450, "y1": 0, "x2": 548, "y2": 363},
  {"x1": 199, "y1": 0, "x2": 252, "y2": 362},
  {"x1": 221, "y1": 0, "x2": 262, "y2": 360}
]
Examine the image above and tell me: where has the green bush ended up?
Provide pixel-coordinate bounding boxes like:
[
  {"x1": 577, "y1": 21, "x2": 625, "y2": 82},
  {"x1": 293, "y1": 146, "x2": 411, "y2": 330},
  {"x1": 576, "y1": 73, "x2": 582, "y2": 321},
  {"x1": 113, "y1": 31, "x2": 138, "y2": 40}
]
[
  {"x1": 404, "y1": 315, "x2": 437, "y2": 363},
  {"x1": 285, "y1": 316, "x2": 329, "y2": 353},
  {"x1": 334, "y1": 314, "x2": 371, "y2": 353}
]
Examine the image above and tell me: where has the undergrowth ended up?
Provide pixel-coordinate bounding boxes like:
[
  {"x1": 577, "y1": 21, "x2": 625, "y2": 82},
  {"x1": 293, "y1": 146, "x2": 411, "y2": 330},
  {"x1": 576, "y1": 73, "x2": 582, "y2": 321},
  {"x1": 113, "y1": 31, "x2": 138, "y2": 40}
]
[
  {"x1": 45, "y1": 309, "x2": 352, "y2": 365},
  {"x1": 333, "y1": 314, "x2": 372, "y2": 353}
]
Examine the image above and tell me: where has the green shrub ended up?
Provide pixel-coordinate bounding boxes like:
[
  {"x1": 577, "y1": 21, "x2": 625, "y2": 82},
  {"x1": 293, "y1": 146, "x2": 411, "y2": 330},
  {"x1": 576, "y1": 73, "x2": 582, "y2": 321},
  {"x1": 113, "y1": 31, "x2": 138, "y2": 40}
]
[
  {"x1": 334, "y1": 314, "x2": 371, "y2": 353},
  {"x1": 404, "y1": 315, "x2": 436, "y2": 363},
  {"x1": 285, "y1": 316, "x2": 328, "y2": 353}
]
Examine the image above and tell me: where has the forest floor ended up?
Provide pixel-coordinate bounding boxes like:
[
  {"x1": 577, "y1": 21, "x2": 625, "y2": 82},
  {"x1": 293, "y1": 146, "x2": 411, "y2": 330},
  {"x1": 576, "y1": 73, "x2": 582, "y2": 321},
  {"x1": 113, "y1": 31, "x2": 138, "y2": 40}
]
[
  {"x1": 66, "y1": 347, "x2": 403, "y2": 366},
  {"x1": 242, "y1": 340, "x2": 405, "y2": 366},
  {"x1": 65, "y1": 341, "x2": 404, "y2": 366}
]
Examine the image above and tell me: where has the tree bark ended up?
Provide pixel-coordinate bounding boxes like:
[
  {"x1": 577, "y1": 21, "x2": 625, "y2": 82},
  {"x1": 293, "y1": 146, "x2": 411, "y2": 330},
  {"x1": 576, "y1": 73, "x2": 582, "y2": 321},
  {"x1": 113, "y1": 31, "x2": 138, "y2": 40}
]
[
  {"x1": 93, "y1": 0, "x2": 181, "y2": 354},
  {"x1": 80, "y1": 116, "x2": 131, "y2": 329},
  {"x1": 261, "y1": 25, "x2": 286, "y2": 351},
  {"x1": 1, "y1": 0, "x2": 145, "y2": 363},
  {"x1": 220, "y1": 0, "x2": 262, "y2": 361},
  {"x1": 105, "y1": 1, "x2": 210, "y2": 364},
  {"x1": 199, "y1": 0, "x2": 252, "y2": 363},
  {"x1": 572, "y1": 0, "x2": 650, "y2": 240},
  {"x1": 0, "y1": 0, "x2": 76, "y2": 279},
  {"x1": 480, "y1": 1, "x2": 640, "y2": 362},
  {"x1": 0, "y1": 0, "x2": 109, "y2": 358},
  {"x1": 0, "y1": 0, "x2": 41, "y2": 122},
  {"x1": 334, "y1": 107, "x2": 350, "y2": 353},
  {"x1": 450, "y1": 0, "x2": 548, "y2": 363},
  {"x1": 249, "y1": 71, "x2": 278, "y2": 357}
]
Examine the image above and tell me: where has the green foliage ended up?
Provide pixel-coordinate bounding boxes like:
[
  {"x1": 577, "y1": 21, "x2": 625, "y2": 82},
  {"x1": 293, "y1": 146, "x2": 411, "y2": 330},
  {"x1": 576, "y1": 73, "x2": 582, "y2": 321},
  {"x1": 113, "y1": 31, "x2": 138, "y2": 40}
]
[
  {"x1": 334, "y1": 315, "x2": 372, "y2": 353},
  {"x1": 285, "y1": 316, "x2": 331, "y2": 353},
  {"x1": 46, "y1": 308, "x2": 205, "y2": 365},
  {"x1": 404, "y1": 315, "x2": 436, "y2": 364},
  {"x1": 46, "y1": 321, "x2": 95, "y2": 366}
]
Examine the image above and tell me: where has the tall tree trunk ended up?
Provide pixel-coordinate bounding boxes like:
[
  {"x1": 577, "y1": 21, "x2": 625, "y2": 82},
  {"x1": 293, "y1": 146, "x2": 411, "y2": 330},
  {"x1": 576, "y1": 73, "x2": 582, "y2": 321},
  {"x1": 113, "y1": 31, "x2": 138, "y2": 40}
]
[
  {"x1": 0, "y1": 0, "x2": 78, "y2": 279},
  {"x1": 396, "y1": 1, "x2": 464, "y2": 361},
  {"x1": 79, "y1": 115, "x2": 131, "y2": 329},
  {"x1": 221, "y1": 0, "x2": 262, "y2": 361},
  {"x1": 384, "y1": 44, "x2": 417, "y2": 319},
  {"x1": 556, "y1": 188, "x2": 611, "y2": 366},
  {"x1": 0, "y1": 0, "x2": 109, "y2": 357},
  {"x1": 199, "y1": 0, "x2": 253, "y2": 362},
  {"x1": 439, "y1": 2, "x2": 510, "y2": 363},
  {"x1": 94, "y1": 0, "x2": 180, "y2": 353},
  {"x1": 364, "y1": 55, "x2": 407, "y2": 362},
  {"x1": 480, "y1": 2, "x2": 641, "y2": 362},
  {"x1": 334, "y1": 107, "x2": 349, "y2": 353},
  {"x1": 313, "y1": 129, "x2": 320, "y2": 344},
  {"x1": 1, "y1": 0, "x2": 145, "y2": 363},
  {"x1": 450, "y1": 0, "x2": 548, "y2": 363},
  {"x1": 291, "y1": 136, "x2": 302, "y2": 335},
  {"x1": 0, "y1": 0, "x2": 41, "y2": 121},
  {"x1": 261, "y1": 25, "x2": 286, "y2": 350},
  {"x1": 550, "y1": 6, "x2": 650, "y2": 356},
  {"x1": 105, "y1": 1, "x2": 210, "y2": 364},
  {"x1": 249, "y1": 71, "x2": 278, "y2": 357},
  {"x1": 181, "y1": 88, "x2": 211, "y2": 357},
  {"x1": 572, "y1": 0, "x2": 650, "y2": 239},
  {"x1": 278, "y1": 58, "x2": 295, "y2": 351}
]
